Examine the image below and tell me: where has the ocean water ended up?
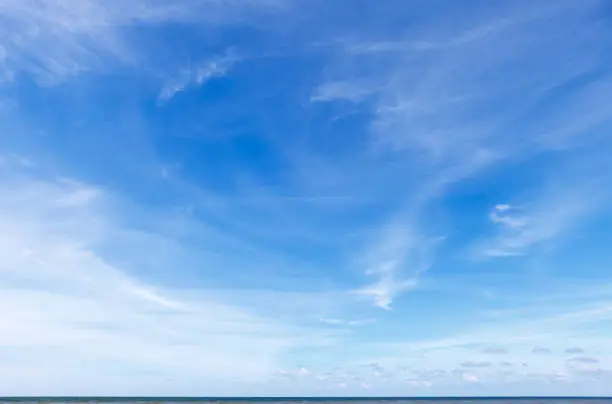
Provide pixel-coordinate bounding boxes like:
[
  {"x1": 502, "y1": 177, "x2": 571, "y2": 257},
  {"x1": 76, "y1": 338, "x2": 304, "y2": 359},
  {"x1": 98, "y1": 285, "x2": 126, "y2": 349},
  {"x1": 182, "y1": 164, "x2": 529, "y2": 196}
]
[{"x1": 0, "y1": 400, "x2": 611, "y2": 403}]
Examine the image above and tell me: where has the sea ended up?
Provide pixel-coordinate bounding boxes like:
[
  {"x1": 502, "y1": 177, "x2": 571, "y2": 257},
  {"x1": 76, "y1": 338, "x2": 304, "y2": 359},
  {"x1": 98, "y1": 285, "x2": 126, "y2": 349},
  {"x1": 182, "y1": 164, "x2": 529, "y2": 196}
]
[{"x1": 0, "y1": 398, "x2": 610, "y2": 404}]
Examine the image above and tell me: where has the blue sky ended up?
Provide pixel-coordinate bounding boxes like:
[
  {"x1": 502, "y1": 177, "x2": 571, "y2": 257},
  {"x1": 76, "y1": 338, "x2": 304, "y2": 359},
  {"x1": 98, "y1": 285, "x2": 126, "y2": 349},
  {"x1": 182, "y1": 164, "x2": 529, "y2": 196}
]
[{"x1": 1, "y1": 0, "x2": 612, "y2": 397}]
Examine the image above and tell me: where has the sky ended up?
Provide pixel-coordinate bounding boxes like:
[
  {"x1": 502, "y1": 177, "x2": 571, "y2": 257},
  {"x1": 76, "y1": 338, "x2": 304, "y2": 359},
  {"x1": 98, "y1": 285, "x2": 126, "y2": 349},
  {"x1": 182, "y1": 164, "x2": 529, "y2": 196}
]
[{"x1": 1, "y1": 0, "x2": 612, "y2": 397}]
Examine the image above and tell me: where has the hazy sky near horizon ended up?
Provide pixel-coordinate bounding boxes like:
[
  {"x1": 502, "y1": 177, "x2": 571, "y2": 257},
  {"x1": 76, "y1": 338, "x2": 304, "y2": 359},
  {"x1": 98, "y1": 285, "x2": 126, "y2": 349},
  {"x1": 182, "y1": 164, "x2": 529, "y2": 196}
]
[{"x1": 2, "y1": 0, "x2": 612, "y2": 397}]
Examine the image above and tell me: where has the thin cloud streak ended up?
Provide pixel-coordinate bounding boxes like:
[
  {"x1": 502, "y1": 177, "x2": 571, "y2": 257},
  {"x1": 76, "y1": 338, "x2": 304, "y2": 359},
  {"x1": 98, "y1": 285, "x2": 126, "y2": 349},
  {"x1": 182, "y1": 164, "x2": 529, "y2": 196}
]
[{"x1": 158, "y1": 51, "x2": 239, "y2": 102}]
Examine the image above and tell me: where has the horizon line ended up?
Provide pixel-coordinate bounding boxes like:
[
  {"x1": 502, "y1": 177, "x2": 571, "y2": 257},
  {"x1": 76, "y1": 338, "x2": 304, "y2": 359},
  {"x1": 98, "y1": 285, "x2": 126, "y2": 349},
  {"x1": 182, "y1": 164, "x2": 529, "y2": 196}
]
[{"x1": 1, "y1": 396, "x2": 611, "y2": 400}]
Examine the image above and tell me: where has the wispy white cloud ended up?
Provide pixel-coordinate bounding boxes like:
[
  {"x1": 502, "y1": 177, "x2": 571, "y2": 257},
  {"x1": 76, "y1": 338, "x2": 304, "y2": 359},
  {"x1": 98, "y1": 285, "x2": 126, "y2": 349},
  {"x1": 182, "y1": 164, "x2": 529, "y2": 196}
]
[
  {"x1": 566, "y1": 356, "x2": 606, "y2": 378},
  {"x1": 488, "y1": 204, "x2": 527, "y2": 230},
  {"x1": 405, "y1": 378, "x2": 433, "y2": 388},
  {"x1": 158, "y1": 50, "x2": 239, "y2": 102},
  {"x1": 0, "y1": 0, "x2": 283, "y2": 84},
  {"x1": 319, "y1": 317, "x2": 374, "y2": 326},
  {"x1": 567, "y1": 356, "x2": 599, "y2": 365},
  {"x1": 311, "y1": 80, "x2": 379, "y2": 103},
  {"x1": 353, "y1": 218, "x2": 441, "y2": 310},
  {"x1": 335, "y1": 285, "x2": 612, "y2": 387},
  {"x1": 533, "y1": 347, "x2": 553, "y2": 355},
  {"x1": 482, "y1": 347, "x2": 508, "y2": 355},
  {"x1": 475, "y1": 177, "x2": 607, "y2": 258},
  {"x1": 461, "y1": 361, "x2": 492, "y2": 369},
  {"x1": 0, "y1": 159, "x2": 344, "y2": 395},
  {"x1": 306, "y1": 0, "x2": 612, "y2": 310},
  {"x1": 326, "y1": 7, "x2": 598, "y2": 161}
]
